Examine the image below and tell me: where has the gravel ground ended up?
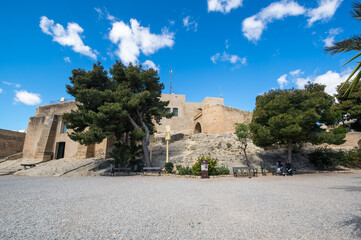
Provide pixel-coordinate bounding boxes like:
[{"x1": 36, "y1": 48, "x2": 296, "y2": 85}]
[{"x1": 0, "y1": 173, "x2": 360, "y2": 240}]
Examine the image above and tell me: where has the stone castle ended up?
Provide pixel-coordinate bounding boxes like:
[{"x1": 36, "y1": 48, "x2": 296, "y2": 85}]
[{"x1": 21, "y1": 94, "x2": 252, "y2": 161}]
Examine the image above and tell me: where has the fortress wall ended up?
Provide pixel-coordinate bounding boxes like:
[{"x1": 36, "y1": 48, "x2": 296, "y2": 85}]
[
  {"x1": 201, "y1": 97, "x2": 224, "y2": 106},
  {"x1": 0, "y1": 129, "x2": 26, "y2": 158},
  {"x1": 23, "y1": 116, "x2": 45, "y2": 159},
  {"x1": 35, "y1": 101, "x2": 77, "y2": 116},
  {"x1": 221, "y1": 106, "x2": 253, "y2": 133},
  {"x1": 157, "y1": 94, "x2": 201, "y2": 134},
  {"x1": 201, "y1": 105, "x2": 226, "y2": 134}
]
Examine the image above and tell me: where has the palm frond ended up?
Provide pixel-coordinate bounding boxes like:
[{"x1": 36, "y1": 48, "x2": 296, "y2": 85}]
[
  {"x1": 351, "y1": 1, "x2": 361, "y2": 21},
  {"x1": 325, "y1": 35, "x2": 361, "y2": 55}
]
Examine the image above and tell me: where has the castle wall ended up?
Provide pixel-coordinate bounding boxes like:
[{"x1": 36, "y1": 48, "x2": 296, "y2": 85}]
[{"x1": 0, "y1": 129, "x2": 26, "y2": 158}]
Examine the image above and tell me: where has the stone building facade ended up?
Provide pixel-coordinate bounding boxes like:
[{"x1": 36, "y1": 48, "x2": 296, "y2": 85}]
[{"x1": 22, "y1": 94, "x2": 252, "y2": 161}]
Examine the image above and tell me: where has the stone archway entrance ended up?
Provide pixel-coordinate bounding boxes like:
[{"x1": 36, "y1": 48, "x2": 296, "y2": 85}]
[{"x1": 194, "y1": 122, "x2": 202, "y2": 134}]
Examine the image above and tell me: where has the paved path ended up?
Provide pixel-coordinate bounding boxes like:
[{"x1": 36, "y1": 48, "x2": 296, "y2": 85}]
[{"x1": 0, "y1": 173, "x2": 360, "y2": 239}]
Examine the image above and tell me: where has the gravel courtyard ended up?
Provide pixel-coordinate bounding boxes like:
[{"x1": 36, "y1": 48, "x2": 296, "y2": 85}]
[{"x1": 0, "y1": 173, "x2": 360, "y2": 240}]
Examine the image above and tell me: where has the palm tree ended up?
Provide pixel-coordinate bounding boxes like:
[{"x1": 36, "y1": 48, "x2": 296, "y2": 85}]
[{"x1": 325, "y1": 1, "x2": 361, "y2": 97}]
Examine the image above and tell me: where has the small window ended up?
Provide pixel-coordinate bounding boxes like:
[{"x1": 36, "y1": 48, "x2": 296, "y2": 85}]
[
  {"x1": 166, "y1": 108, "x2": 171, "y2": 113},
  {"x1": 61, "y1": 123, "x2": 67, "y2": 134},
  {"x1": 173, "y1": 108, "x2": 178, "y2": 117}
]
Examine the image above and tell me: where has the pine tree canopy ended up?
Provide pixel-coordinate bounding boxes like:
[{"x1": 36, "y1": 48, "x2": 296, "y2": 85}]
[{"x1": 63, "y1": 61, "x2": 173, "y2": 167}]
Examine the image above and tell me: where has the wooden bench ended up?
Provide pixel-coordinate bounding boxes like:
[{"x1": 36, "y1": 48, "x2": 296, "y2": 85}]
[
  {"x1": 143, "y1": 167, "x2": 162, "y2": 176},
  {"x1": 233, "y1": 167, "x2": 257, "y2": 178},
  {"x1": 20, "y1": 164, "x2": 36, "y2": 170},
  {"x1": 110, "y1": 167, "x2": 131, "y2": 176}
]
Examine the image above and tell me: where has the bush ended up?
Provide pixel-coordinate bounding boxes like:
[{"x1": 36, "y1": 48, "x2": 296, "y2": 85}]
[
  {"x1": 226, "y1": 143, "x2": 232, "y2": 148},
  {"x1": 176, "y1": 165, "x2": 193, "y2": 175},
  {"x1": 192, "y1": 156, "x2": 218, "y2": 176},
  {"x1": 216, "y1": 165, "x2": 230, "y2": 175},
  {"x1": 308, "y1": 147, "x2": 346, "y2": 170},
  {"x1": 164, "y1": 162, "x2": 174, "y2": 174},
  {"x1": 345, "y1": 147, "x2": 361, "y2": 168}
]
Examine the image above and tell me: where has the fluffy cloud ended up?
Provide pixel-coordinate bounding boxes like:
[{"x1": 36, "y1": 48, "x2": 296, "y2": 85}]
[
  {"x1": 242, "y1": 0, "x2": 306, "y2": 41},
  {"x1": 39, "y1": 16, "x2": 97, "y2": 60},
  {"x1": 0, "y1": 88, "x2": 3, "y2": 94},
  {"x1": 14, "y1": 90, "x2": 41, "y2": 105},
  {"x1": 323, "y1": 27, "x2": 343, "y2": 47},
  {"x1": 211, "y1": 52, "x2": 247, "y2": 65},
  {"x1": 109, "y1": 19, "x2": 175, "y2": 64},
  {"x1": 307, "y1": 0, "x2": 343, "y2": 26},
  {"x1": 277, "y1": 74, "x2": 288, "y2": 89},
  {"x1": 183, "y1": 16, "x2": 198, "y2": 32},
  {"x1": 143, "y1": 60, "x2": 160, "y2": 72},
  {"x1": 292, "y1": 70, "x2": 350, "y2": 95},
  {"x1": 207, "y1": 0, "x2": 243, "y2": 14},
  {"x1": 64, "y1": 57, "x2": 71, "y2": 63}
]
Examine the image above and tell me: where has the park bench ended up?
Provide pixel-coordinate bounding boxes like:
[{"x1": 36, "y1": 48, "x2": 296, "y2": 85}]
[
  {"x1": 110, "y1": 166, "x2": 131, "y2": 176},
  {"x1": 142, "y1": 167, "x2": 162, "y2": 176},
  {"x1": 20, "y1": 164, "x2": 36, "y2": 170},
  {"x1": 233, "y1": 167, "x2": 258, "y2": 178}
]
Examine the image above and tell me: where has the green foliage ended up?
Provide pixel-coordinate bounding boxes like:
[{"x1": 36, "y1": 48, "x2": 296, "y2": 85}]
[
  {"x1": 345, "y1": 147, "x2": 361, "y2": 168},
  {"x1": 164, "y1": 162, "x2": 174, "y2": 174},
  {"x1": 235, "y1": 123, "x2": 251, "y2": 165},
  {"x1": 226, "y1": 143, "x2": 232, "y2": 148},
  {"x1": 63, "y1": 61, "x2": 173, "y2": 167},
  {"x1": 192, "y1": 156, "x2": 218, "y2": 176},
  {"x1": 334, "y1": 81, "x2": 361, "y2": 131},
  {"x1": 216, "y1": 165, "x2": 230, "y2": 175},
  {"x1": 250, "y1": 83, "x2": 346, "y2": 163},
  {"x1": 176, "y1": 165, "x2": 193, "y2": 175},
  {"x1": 308, "y1": 147, "x2": 346, "y2": 170},
  {"x1": 325, "y1": 2, "x2": 361, "y2": 96}
]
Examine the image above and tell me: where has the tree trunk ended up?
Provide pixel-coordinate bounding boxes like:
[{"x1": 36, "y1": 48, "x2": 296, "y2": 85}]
[
  {"x1": 243, "y1": 148, "x2": 249, "y2": 166},
  {"x1": 128, "y1": 115, "x2": 151, "y2": 167},
  {"x1": 287, "y1": 140, "x2": 292, "y2": 163}
]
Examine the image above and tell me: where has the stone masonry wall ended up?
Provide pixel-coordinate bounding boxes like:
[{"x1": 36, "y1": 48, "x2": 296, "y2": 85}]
[{"x1": 0, "y1": 129, "x2": 26, "y2": 158}]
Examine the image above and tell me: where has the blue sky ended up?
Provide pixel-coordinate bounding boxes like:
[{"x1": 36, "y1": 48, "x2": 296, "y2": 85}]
[{"x1": 0, "y1": 0, "x2": 357, "y2": 130}]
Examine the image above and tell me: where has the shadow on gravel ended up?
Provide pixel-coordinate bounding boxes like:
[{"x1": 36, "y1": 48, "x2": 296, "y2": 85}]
[
  {"x1": 342, "y1": 215, "x2": 361, "y2": 238},
  {"x1": 331, "y1": 186, "x2": 361, "y2": 192}
]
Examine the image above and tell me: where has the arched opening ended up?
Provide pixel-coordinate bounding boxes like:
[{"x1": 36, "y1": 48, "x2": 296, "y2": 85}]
[{"x1": 194, "y1": 122, "x2": 202, "y2": 134}]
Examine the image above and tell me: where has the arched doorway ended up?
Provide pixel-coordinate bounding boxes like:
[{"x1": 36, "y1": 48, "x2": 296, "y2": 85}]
[{"x1": 194, "y1": 122, "x2": 202, "y2": 134}]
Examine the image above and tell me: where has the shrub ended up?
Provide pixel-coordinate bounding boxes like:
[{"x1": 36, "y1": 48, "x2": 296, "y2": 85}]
[
  {"x1": 345, "y1": 147, "x2": 361, "y2": 168},
  {"x1": 176, "y1": 165, "x2": 193, "y2": 175},
  {"x1": 164, "y1": 162, "x2": 174, "y2": 174},
  {"x1": 192, "y1": 156, "x2": 218, "y2": 176},
  {"x1": 226, "y1": 143, "x2": 232, "y2": 148},
  {"x1": 216, "y1": 165, "x2": 230, "y2": 175},
  {"x1": 308, "y1": 147, "x2": 346, "y2": 170}
]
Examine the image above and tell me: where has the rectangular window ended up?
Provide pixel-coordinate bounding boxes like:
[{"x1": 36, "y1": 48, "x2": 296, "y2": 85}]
[
  {"x1": 166, "y1": 108, "x2": 171, "y2": 113},
  {"x1": 173, "y1": 108, "x2": 178, "y2": 117},
  {"x1": 61, "y1": 123, "x2": 67, "y2": 134}
]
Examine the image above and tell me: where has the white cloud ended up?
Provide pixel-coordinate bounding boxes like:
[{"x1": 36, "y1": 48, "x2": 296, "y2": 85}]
[
  {"x1": 211, "y1": 52, "x2": 247, "y2": 65},
  {"x1": 295, "y1": 77, "x2": 311, "y2": 89},
  {"x1": 143, "y1": 60, "x2": 160, "y2": 72},
  {"x1": 207, "y1": 0, "x2": 243, "y2": 14},
  {"x1": 39, "y1": 16, "x2": 97, "y2": 60},
  {"x1": 64, "y1": 57, "x2": 71, "y2": 63},
  {"x1": 3, "y1": 81, "x2": 20, "y2": 88},
  {"x1": 14, "y1": 90, "x2": 41, "y2": 105},
  {"x1": 183, "y1": 16, "x2": 198, "y2": 32},
  {"x1": 307, "y1": 0, "x2": 343, "y2": 26},
  {"x1": 225, "y1": 39, "x2": 229, "y2": 49},
  {"x1": 277, "y1": 74, "x2": 288, "y2": 89},
  {"x1": 242, "y1": 0, "x2": 306, "y2": 42},
  {"x1": 0, "y1": 88, "x2": 3, "y2": 94},
  {"x1": 109, "y1": 19, "x2": 175, "y2": 64},
  {"x1": 323, "y1": 27, "x2": 343, "y2": 47},
  {"x1": 290, "y1": 69, "x2": 303, "y2": 76},
  {"x1": 313, "y1": 70, "x2": 350, "y2": 95},
  {"x1": 169, "y1": 20, "x2": 175, "y2": 26}
]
